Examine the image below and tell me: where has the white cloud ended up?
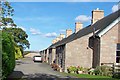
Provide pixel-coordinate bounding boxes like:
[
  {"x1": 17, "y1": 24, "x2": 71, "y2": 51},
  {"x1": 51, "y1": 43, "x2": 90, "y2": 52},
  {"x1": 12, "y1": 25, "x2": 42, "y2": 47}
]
[
  {"x1": 75, "y1": 15, "x2": 91, "y2": 23},
  {"x1": 29, "y1": 28, "x2": 57, "y2": 38},
  {"x1": 44, "y1": 32, "x2": 57, "y2": 38},
  {"x1": 112, "y1": 4, "x2": 119, "y2": 12},
  {"x1": 30, "y1": 28, "x2": 41, "y2": 35}
]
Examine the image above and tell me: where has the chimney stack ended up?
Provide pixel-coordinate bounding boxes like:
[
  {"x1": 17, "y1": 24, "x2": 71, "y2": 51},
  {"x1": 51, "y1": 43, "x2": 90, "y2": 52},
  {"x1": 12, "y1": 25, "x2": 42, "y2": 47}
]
[
  {"x1": 52, "y1": 34, "x2": 65, "y2": 44},
  {"x1": 66, "y1": 29, "x2": 72, "y2": 37},
  {"x1": 92, "y1": 8, "x2": 104, "y2": 24},
  {"x1": 59, "y1": 34, "x2": 65, "y2": 40},
  {"x1": 75, "y1": 22, "x2": 83, "y2": 33},
  {"x1": 52, "y1": 39, "x2": 57, "y2": 44},
  {"x1": 56, "y1": 37, "x2": 61, "y2": 42}
]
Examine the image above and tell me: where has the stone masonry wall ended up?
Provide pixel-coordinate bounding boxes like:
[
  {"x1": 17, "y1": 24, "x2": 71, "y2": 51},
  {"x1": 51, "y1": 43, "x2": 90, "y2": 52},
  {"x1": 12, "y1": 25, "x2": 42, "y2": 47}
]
[
  {"x1": 100, "y1": 22, "x2": 120, "y2": 64},
  {"x1": 52, "y1": 48, "x2": 56, "y2": 64},
  {"x1": 64, "y1": 34, "x2": 93, "y2": 72}
]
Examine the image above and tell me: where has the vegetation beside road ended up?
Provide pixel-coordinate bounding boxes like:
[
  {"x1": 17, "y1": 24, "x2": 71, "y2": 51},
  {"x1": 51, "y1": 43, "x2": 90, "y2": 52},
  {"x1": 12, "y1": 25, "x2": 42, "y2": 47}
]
[
  {"x1": 62, "y1": 73, "x2": 119, "y2": 80},
  {"x1": 2, "y1": 31, "x2": 15, "y2": 79},
  {"x1": 1, "y1": 1, "x2": 30, "y2": 79}
]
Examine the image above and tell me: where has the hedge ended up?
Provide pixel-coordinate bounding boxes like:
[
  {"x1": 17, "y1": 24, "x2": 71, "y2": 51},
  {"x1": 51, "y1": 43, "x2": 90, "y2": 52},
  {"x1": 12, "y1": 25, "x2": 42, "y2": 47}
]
[
  {"x1": 15, "y1": 46, "x2": 23, "y2": 60},
  {"x1": 2, "y1": 31, "x2": 15, "y2": 79}
]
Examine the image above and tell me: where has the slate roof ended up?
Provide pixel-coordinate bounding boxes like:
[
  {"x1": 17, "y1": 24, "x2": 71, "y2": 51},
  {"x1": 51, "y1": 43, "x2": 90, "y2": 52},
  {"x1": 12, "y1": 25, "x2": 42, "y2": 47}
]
[{"x1": 49, "y1": 10, "x2": 120, "y2": 48}]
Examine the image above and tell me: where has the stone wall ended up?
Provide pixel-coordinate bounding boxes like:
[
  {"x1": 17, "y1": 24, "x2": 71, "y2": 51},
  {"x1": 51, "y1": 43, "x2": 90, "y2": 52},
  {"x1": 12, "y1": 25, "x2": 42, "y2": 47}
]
[
  {"x1": 100, "y1": 22, "x2": 120, "y2": 64},
  {"x1": 51, "y1": 48, "x2": 56, "y2": 64},
  {"x1": 65, "y1": 34, "x2": 93, "y2": 72},
  {"x1": 118, "y1": 22, "x2": 120, "y2": 43}
]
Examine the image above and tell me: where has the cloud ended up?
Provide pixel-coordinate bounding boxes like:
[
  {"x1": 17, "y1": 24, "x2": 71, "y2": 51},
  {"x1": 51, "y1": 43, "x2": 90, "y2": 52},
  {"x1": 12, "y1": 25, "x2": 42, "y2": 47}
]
[
  {"x1": 112, "y1": 4, "x2": 119, "y2": 12},
  {"x1": 30, "y1": 28, "x2": 41, "y2": 35},
  {"x1": 29, "y1": 28, "x2": 57, "y2": 38},
  {"x1": 75, "y1": 15, "x2": 91, "y2": 23},
  {"x1": 44, "y1": 32, "x2": 57, "y2": 38}
]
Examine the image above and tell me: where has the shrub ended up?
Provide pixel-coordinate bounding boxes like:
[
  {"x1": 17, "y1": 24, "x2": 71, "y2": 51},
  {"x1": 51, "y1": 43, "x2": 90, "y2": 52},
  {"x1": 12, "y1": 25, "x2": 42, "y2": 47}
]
[
  {"x1": 67, "y1": 66, "x2": 77, "y2": 73},
  {"x1": 15, "y1": 46, "x2": 23, "y2": 60},
  {"x1": 93, "y1": 66, "x2": 101, "y2": 75},
  {"x1": 88, "y1": 68, "x2": 95, "y2": 75},
  {"x1": 77, "y1": 66, "x2": 84, "y2": 71},
  {"x1": 83, "y1": 68, "x2": 89, "y2": 74},
  {"x1": 51, "y1": 63, "x2": 60, "y2": 71},
  {"x1": 93, "y1": 66, "x2": 112, "y2": 76},
  {"x1": 113, "y1": 73, "x2": 120, "y2": 79},
  {"x1": 2, "y1": 31, "x2": 15, "y2": 79}
]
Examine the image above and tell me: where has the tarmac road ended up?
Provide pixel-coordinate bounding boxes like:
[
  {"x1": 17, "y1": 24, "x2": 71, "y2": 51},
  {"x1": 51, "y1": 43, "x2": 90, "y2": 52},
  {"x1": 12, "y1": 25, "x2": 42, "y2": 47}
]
[{"x1": 8, "y1": 57, "x2": 68, "y2": 79}]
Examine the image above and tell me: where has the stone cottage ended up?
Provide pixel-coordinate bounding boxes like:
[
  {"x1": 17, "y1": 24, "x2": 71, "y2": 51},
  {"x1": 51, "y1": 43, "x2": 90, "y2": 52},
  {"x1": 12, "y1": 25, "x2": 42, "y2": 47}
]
[{"x1": 41, "y1": 9, "x2": 120, "y2": 72}]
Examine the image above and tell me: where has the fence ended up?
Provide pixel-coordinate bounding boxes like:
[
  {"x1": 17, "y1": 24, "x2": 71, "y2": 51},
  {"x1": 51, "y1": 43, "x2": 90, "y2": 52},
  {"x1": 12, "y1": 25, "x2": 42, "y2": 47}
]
[
  {"x1": 113, "y1": 63, "x2": 120, "y2": 74},
  {"x1": 101, "y1": 63, "x2": 120, "y2": 75}
]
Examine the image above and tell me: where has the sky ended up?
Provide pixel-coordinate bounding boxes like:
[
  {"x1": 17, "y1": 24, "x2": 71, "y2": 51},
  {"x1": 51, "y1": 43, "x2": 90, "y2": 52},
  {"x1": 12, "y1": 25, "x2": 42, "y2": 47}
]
[{"x1": 9, "y1": 2, "x2": 119, "y2": 51}]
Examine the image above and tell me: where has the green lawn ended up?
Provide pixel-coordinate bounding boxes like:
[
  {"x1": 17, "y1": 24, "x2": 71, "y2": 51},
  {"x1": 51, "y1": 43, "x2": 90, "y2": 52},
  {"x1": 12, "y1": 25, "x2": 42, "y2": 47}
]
[{"x1": 62, "y1": 73, "x2": 120, "y2": 80}]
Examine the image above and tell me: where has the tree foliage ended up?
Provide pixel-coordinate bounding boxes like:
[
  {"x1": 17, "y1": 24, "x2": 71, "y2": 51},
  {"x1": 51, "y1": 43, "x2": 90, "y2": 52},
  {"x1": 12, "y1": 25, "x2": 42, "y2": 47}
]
[
  {"x1": 2, "y1": 31, "x2": 15, "y2": 79},
  {"x1": 1, "y1": 1, "x2": 16, "y2": 27},
  {"x1": 15, "y1": 46, "x2": 23, "y2": 60},
  {"x1": 1, "y1": 1, "x2": 30, "y2": 79},
  {"x1": 3, "y1": 28, "x2": 30, "y2": 50}
]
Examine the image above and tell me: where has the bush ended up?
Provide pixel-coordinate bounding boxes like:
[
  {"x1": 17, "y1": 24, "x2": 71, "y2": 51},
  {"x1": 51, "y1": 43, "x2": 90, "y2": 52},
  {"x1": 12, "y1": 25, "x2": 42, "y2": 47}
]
[
  {"x1": 2, "y1": 31, "x2": 15, "y2": 79},
  {"x1": 77, "y1": 66, "x2": 84, "y2": 71},
  {"x1": 15, "y1": 46, "x2": 23, "y2": 60},
  {"x1": 93, "y1": 66, "x2": 112, "y2": 76},
  {"x1": 88, "y1": 68, "x2": 95, "y2": 75},
  {"x1": 113, "y1": 73, "x2": 120, "y2": 79},
  {"x1": 51, "y1": 63, "x2": 60, "y2": 71},
  {"x1": 67, "y1": 66, "x2": 77, "y2": 73}
]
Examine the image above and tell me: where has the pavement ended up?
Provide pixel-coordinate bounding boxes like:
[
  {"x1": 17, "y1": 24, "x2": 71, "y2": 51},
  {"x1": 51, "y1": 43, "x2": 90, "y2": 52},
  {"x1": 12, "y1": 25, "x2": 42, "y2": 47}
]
[{"x1": 7, "y1": 57, "x2": 71, "y2": 80}]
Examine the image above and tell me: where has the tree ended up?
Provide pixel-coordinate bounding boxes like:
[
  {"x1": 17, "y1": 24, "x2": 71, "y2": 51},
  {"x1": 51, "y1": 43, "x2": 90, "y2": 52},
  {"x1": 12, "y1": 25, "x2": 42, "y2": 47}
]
[
  {"x1": 3, "y1": 27, "x2": 30, "y2": 55},
  {"x1": 1, "y1": 1, "x2": 30, "y2": 56},
  {"x1": 1, "y1": 1, "x2": 16, "y2": 27}
]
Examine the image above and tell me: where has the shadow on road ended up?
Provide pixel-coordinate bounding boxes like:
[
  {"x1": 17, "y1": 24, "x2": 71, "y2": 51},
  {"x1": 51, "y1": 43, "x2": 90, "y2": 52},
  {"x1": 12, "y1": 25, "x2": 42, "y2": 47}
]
[
  {"x1": 7, "y1": 73, "x2": 65, "y2": 80},
  {"x1": 26, "y1": 73, "x2": 60, "y2": 78},
  {"x1": 7, "y1": 71, "x2": 24, "y2": 80},
  {"x1": 7, "y1": 72, "x2": 88, "y2": 80}
]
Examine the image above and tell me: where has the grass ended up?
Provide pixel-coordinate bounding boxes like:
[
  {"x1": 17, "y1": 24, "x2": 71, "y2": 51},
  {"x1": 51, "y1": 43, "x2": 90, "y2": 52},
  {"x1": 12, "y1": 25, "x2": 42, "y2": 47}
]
[{"x1": 62, "y1": 73, "x2": 120, "y2": 80}]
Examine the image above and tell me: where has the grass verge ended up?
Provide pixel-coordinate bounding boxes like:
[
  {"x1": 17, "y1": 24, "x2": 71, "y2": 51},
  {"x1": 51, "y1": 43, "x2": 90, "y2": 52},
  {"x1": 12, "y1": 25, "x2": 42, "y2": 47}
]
[{"x1": 62, "y1": 73, "x2": 120, "y2": 80}]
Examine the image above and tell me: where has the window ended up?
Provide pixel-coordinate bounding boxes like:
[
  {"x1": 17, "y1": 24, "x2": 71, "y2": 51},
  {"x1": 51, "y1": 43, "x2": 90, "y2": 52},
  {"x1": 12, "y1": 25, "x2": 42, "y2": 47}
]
[
  {"x1": 116, "y1": 44, "x2": 120, "y2": 63},
  {"x1": 117, "y1": 44, "x2": 120, "y2": 50}
]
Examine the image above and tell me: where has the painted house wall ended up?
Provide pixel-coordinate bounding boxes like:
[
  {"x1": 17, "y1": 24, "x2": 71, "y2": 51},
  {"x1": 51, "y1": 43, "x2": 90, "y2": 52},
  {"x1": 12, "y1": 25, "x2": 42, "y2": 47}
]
[
  {"x1": 100, "y1": 22, "x2": 120, "y2": 64},
  {"x1": 65, "y1": 34, "x2": 93, "y2": 72}
]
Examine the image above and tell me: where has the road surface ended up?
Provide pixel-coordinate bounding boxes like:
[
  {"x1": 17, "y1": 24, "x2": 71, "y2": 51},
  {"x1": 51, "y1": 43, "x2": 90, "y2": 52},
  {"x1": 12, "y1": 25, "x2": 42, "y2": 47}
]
[{"x1": 8, "y1": 57, "x2": 69, "y2": 79}]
